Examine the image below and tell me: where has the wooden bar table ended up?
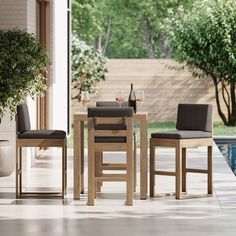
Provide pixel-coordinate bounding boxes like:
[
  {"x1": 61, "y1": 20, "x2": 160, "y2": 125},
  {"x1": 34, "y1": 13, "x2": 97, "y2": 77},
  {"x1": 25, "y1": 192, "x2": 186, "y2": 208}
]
[{"x1": 73, "y1": 112, "x2": 148, "y2": 200}]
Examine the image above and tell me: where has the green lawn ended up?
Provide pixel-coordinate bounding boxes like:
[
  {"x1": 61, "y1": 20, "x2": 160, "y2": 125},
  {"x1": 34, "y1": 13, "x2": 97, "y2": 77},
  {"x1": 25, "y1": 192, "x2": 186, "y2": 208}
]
[
  {"x1": 68, "y1": 122, "x2": 236, "y2": 148},
  {"x1": 213, "y1": 122, "x2": 236, "y2": 136},
  {"x1": 147, "y1": 122, "x2": 236, "y2": 136}
]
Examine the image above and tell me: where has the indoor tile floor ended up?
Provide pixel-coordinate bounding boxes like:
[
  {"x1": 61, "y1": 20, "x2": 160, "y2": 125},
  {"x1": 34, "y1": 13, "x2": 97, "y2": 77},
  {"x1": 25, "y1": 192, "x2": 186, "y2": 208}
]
[{"x1": 0, "y1": 144, "x2": 236, "y2": 236}]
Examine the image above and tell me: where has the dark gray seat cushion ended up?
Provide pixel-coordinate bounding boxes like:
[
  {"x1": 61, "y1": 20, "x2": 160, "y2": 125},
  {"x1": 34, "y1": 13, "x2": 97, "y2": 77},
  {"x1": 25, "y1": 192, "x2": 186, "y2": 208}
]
[
  {"x1": 176, "y1": 104, "x2": 212, "y2": 132},
  {"x1": 17, "y1": 104, "x2": 31, "y2": 133},
  {"x1": 95, "y1": 124, "x2": 126, "y2": 130},
  {"x1": 18, "y1": 130, "x2": 66, "y2": 139},
  {"x1": 95, "y1": 104, "x2": 136, "y2": 134},
  {"x1": 17, "y1": 103, "x2": 66, "y2": 140},
  {"x1": 151, "y1": 130, "x2": 212, "y2": 139},
  {"x1": 88, "y1": 107, "x2": 133, "y2": 117},
  {"x1": 151, "y1": 104, "x2": 213, "y2": 140},
  {"x1": 95, "y1": 137, "x2": 126, "y2": 143},
  {"x1": 88, "y1": 107, "x2": 133, "y2": 143},
  {"x1": 96, "y1": 101, "x2": 129, "y2": 107}
]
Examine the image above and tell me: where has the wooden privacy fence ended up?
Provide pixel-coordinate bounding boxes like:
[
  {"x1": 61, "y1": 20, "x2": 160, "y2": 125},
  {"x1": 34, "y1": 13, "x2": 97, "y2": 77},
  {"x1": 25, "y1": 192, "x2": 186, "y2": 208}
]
[{"x1": 72, "y1": 59, "x2": 223, "y2": 123}]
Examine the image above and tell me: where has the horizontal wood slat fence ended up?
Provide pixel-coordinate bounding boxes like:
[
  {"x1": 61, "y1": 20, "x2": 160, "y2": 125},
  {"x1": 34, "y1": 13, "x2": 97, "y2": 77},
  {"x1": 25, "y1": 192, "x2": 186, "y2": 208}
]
[{"x1": 72, "y1": 59, "x2": 224, "y2": 123}]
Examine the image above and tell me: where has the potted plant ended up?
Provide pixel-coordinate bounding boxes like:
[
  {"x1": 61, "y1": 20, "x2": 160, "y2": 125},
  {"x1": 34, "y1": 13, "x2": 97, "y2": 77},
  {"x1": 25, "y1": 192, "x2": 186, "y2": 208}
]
[
  {"x1": 0, "y1": 28, "x2": 49, "y2": 118},
  {"x1": 0, "y1": 28, "x2": 49, "y2": 176}
]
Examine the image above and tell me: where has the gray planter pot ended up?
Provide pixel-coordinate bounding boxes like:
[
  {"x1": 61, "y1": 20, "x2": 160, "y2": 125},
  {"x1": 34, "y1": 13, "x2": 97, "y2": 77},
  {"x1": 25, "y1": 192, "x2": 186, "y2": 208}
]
[{"x1": 0, "y1": 140, "x2": 13, "y2": 176}]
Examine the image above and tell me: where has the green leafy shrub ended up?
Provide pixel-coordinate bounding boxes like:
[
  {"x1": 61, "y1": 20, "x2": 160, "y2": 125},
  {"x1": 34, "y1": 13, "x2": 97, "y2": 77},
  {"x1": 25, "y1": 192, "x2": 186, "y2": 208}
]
[
  {"x1": 164, "y1": 0, "x2": 236, "y2": 126},
  {"x1": 72, "y1": 35, "x2": 107, "y2": 102},
  {"x1": 0, "y1": 29, "x2": 49, "y2": 119}
]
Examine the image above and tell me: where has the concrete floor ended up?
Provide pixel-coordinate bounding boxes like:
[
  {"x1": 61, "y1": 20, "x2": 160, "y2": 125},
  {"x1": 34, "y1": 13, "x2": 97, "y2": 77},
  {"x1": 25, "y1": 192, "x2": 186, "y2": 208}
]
[{"x1": 0, "y1": 144, "x2": 236, "y2": 236}]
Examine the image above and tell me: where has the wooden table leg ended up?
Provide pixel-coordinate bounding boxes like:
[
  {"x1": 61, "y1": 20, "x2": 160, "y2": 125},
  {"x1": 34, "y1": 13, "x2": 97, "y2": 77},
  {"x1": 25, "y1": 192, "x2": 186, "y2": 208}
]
[
  {"x1": 81, "y1": 121, "x2": 84, "y2": 194},
  {"x1": 182, "y1": 147, "x2": 187, "y2": 193},
  {"x1": 150, "y1": 140, "x2": 155, "y2": 197},
  {"x1": 140, "y1": 119, "x2": 147, "y2": 199},
  {"x1": 175, "y1": 143, "x2": 182, "y2": 199},
  {"x1": 74, "y1": 118, "x2": 82, "y2": 199},
  {"x1": 208, "y1": 145, "x2": 213, "y2": 195}
]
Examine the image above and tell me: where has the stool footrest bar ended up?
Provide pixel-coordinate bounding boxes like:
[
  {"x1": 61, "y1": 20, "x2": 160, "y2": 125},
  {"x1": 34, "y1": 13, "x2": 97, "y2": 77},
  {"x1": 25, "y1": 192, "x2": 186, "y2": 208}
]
[
  {"x1": 155, "y1": 170, "x2": 176, "y2": 176},
  {"x1": 186, "y1": 168, "x2": 208, "y2": 174}
]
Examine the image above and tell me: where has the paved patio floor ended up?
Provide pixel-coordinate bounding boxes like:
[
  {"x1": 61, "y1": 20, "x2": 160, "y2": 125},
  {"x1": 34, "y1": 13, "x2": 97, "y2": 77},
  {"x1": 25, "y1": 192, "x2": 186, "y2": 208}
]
[{"x1": 0, "y1": 144, "x2": 236, "y2": 236}]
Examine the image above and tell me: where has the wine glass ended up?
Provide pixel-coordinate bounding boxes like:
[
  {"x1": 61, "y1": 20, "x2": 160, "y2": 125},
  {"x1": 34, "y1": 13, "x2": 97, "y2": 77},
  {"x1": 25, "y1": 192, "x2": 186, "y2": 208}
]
[
  {"x1": 115, "y1": 90, "x2": 125, "y2": 107},
  {"x1": 136, "y1": 90, "x2": 144, "y2": 112},
  {"x1": 136, "y1": 90, "x2": 145, "y2": 103},
  {"x1": 81, "y1": 91, "x2": 90, "y2": 105}
]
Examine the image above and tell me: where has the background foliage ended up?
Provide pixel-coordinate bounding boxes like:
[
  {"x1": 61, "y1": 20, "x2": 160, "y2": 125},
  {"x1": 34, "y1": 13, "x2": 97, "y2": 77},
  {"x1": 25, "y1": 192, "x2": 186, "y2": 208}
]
[
  {"x1": 0, "y1": 29, "x2": 49, "y2": 119},
  {"x1": 164, "y1": 0, "x2": 236, "y2": 126},
  {"x1": 72, "y1": 35, "x2": 107, "y2": 102},
  {"x1": 72, "y1": 0, "x2": 193, "y2": 59}
]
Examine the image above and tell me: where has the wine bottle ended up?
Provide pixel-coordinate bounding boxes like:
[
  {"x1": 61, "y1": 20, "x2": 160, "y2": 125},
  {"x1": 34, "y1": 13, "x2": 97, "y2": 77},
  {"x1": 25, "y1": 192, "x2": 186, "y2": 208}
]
[{"x1": 128, "y1": 83, "x2": 137, "y2": 113}]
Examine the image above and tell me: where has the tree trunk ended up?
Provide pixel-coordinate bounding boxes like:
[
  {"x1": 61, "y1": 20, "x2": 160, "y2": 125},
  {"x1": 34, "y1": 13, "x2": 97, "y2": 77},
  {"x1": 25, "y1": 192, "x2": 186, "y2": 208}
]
[
  {"x1": 221, "y1": 79, "x2": 231, "y2": 122},
  {"x1": 94, "y1": 16, "x2": 113, "y2": 55},
  {"x1": 212, "y1": 77, "x2": 228, "y2": 125},
  {"x1": 143, "y1": 15, "x2": 155, "y2": 59},
  {"x1": 229, "y1": 81, "x2": 236, "y2": 126},
  {"x1": 102, "y1": 15, "x2": 113, "y2": 55},
  {"x1": 159, "y1": 31, "x2": 165, "y2": 58},
  {"x1": 159, "y1": 31, "x2": 171, "y2": 58},
  {"x1": 95, "y1": 35, "x2": 103, "y2": 53}
]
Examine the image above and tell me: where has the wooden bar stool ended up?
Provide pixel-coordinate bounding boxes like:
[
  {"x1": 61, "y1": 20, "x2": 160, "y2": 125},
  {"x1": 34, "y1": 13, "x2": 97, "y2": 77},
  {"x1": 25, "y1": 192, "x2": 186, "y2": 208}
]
[
  {"x1": 16, "y1": 104, "x2": 67, "y2": 198},
  {"x1": 96, "y1": 101, "x2": 137, "y2": 193},
  {"x1": 150, "y1": 104, "x2": 213, "y2": 199},
  {"x1": 87, "y1": 107, "x2": 134, "y2": 206}
]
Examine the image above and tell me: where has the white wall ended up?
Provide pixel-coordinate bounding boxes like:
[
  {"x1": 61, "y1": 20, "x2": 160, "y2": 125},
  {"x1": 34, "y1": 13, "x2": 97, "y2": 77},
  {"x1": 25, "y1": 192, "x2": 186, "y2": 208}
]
[
  {"x1": 0, "y1": 0, "x2": 28, "y2": 169},
  {"x1": 51, "y1": 0, "x2": 70, "y2": 132},
  {"x1": 26, "y1": 0, "x2": 37, "y2": 130},
  {"x1": 27, "y1": 0, "x2": 36, "y2": 35},
  {"x1": 0, "y1": 0, "x2": 27, "y2": 30}
]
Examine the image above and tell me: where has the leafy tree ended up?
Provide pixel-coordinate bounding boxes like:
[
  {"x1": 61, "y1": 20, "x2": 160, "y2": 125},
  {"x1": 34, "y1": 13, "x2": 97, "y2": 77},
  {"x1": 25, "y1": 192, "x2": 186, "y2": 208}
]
[
  {"x1": 72, "y1": 0, "x2": 193, "y2": 58},
  {"x1": 127, "y1": 0, "x2": 193, "y2": 58},
  {"x1": 72, "y1": 0, "x2": 98, "y2": 44},
  {"x1": 119, "y1": 0, "x2": 172, "y2": 58},
  {"x1": 72, "y1": 35, "x2": 107, "y2": 102},
  {"x1": 105, "y1": 1, "x2": 148, "y2": 58},
  {"x1": 0, "y1": 29, "x2": 49, "y2": 119},
  {"x1": 165, "y1": 0, "x2": 236, "y2": 126},
  {"x1": 72, "y1": 0, "x2": 116, "y2": 55}
]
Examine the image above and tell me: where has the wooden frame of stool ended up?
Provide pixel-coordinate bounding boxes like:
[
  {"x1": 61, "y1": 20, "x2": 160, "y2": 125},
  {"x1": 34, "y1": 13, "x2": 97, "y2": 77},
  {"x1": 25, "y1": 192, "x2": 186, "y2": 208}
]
[
  {"x1": 87, "y1": 116, "x2": 134, "y2": 206},
  {"x1": 150, "y1": 138, "x2": 213, "y2": 199},
  {"x1": 15, "y1": 115, "x2": 67, "y2": 199}
]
